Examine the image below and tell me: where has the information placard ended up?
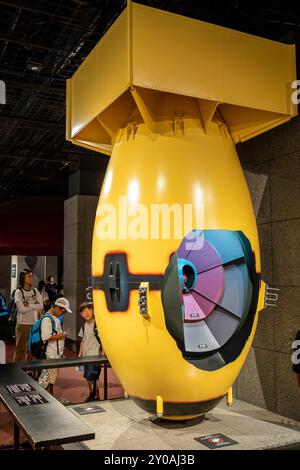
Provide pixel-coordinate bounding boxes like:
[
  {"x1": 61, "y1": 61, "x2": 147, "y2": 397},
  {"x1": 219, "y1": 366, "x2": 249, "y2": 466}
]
[
  {"x1": 195, "y1": 433, "x2": 238, "y2": 449},
  {"x1": 74, "y1": 405, "x2": 105, "y2": 415},
  {"x1": 13, "y1": 394, "x2": 48, "y2": 406},
  {"x1": 5, "y1": 384, "x2": 36, "y2": 395}
]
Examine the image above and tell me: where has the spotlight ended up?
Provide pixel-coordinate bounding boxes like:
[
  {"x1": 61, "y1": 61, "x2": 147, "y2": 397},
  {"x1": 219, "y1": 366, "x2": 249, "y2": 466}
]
[{"x1": 26, "y1": 61, "x2": 42, "y2": 73}]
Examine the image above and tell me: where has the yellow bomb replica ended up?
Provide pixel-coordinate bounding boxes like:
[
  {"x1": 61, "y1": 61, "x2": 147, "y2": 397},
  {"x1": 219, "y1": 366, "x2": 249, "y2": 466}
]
[{"x1": 67, "y1": 3, "x2": 297, "y2": 419}]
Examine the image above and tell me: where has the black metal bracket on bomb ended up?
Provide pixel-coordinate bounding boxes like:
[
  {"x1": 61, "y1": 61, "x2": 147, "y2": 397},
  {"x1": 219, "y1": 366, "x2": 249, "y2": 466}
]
[{"x1": 86, "y1": 253, "x2": 164, "y2": 311}]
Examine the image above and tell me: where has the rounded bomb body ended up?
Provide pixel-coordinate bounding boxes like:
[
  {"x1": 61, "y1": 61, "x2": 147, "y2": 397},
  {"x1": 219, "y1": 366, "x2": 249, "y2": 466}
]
[{"x1": 67, "y1": 3, "x2": 297, "y2": 418}]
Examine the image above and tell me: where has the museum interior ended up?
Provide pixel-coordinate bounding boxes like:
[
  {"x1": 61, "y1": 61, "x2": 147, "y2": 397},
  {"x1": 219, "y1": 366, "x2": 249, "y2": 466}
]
[{"x1": 0, "y1": 0, "x2": 300, "y2": 452}]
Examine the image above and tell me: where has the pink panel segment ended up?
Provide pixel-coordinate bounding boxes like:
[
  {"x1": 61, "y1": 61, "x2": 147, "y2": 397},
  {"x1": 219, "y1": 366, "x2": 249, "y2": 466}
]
[
  {"x1": 194, "y1": 265, "x2": 224, "y2": 305},
  {"x1": 183, "y1": 293, "x2": 206, "y2": 322},
  {"x1": 191, "y1": 290, "x2": 216, "y2": 318}
]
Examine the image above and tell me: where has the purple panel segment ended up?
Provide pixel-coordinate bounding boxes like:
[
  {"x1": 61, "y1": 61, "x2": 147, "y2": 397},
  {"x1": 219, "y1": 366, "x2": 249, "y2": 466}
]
[
  {"x1": 194, "y1": 266, "x2": 224, "y2": 305},
  {"x1": 189, "y1": 240, "x2": 222, "y2": 273},
  {"x1": 177, "y1": 230, "x2": 203, "y2": 259},
  {"x1": 183, "y1": 293, "x2": 206, "y2": 322}
]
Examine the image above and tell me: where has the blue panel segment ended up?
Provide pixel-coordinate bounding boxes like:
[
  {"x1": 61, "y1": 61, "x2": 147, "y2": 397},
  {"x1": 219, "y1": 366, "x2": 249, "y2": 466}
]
[{"x1": 203, "y1": 230, "x2": 245, "y2": 268}]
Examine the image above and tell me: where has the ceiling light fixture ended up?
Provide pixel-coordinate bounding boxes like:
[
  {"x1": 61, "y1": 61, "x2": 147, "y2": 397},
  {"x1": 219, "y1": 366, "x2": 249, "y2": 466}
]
[{"x1": 26, "y1": 61, "x2": 43, "y2": 73}]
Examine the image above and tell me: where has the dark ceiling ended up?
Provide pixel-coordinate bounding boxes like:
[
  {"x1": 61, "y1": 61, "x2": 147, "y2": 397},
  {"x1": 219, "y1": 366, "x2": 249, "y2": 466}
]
[{"x1": 0, "y1": 0, "x2": 299, "y2": 206}]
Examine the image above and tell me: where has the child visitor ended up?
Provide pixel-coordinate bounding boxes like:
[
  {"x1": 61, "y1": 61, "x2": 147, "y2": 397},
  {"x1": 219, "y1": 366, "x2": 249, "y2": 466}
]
[{"x1": 78, "y1": 302, "x2": 102, "y2": 402}]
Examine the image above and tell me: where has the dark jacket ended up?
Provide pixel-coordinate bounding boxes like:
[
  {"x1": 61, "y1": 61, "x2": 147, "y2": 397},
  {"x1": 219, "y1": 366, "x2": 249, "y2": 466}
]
[{"x1": 46, "y1": 283, "x2": 58, "y2": 304}]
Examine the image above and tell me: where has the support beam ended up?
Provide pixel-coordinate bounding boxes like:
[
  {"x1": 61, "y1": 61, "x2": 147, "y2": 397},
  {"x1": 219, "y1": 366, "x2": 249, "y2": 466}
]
[
  {"x1": 0, "y1": 66, "x2": 66, "y2": 83},
  {"x1": 0, "y1": 153, "x2": 79, "y2": 163},
  {"x1": 0, "y1": 0, "x2": 102, "y2": 24},
  {"x1": 5, "y1": 79, "x2": 65, "y2": 95},
  {"x1": 0, "y1": 34, "x2": 63, "y2": 53},
  {"x1": 0, "y1": 174, "x2": 67, "y2": 184},
  {"x1": 0, "y1": 114, "x2": 62, "y2": 131},
  {"x1": 0, "y1": 144, "x2": 86, "y2": 155}
]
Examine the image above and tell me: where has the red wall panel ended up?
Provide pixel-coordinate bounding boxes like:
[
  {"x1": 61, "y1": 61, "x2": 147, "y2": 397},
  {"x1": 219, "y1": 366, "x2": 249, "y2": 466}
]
[{"x1": 0, "y1": 196, "x2": 64, "y2": 255}]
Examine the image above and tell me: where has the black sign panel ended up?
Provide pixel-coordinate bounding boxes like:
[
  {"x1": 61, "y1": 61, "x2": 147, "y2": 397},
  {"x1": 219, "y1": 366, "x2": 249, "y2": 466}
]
[
  {"x1": 195, "y1": 433, "x2": 238, "y2": 449},
  {"x1": 5, "y1": 383, "x2": 36, "y2": 395},
  {"x1": 13, "y1": 394, "x2": 48, "y2": 406},
  {"x1": 74, "y1": 405, "x2": 105, "y2": 415}
]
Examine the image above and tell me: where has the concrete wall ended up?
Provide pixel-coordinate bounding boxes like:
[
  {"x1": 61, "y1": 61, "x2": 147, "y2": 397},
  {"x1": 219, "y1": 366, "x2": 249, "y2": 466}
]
[
  {"x1": 45, "y1": 256, "x2": 58, "y2": 283},
  {"x1": 17, "y1": 256, "x2": 46, "y2": 287},
  {"x1": 0, "y1": 255, "x2": 59, "y2": 300},
  {"x1": 235, "y1": 114, "x2": 300, "y2": 421},
  {"x1": 63, "y1": 195, "x2": 98, "y2": 342}
]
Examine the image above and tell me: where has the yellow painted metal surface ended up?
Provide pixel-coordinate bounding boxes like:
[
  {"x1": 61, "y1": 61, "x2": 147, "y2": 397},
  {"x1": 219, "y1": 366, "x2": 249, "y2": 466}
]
[
  {"x1": 68, "y1": 6, "x2": 130, "y2": 151},
  {"x1": 66, "y1": 2, "x2": 297, "y2": 419},
  {"x1": 67, "y1": 2, "x2": 297, "y2": 150},
  {"x1": 92, "y1": 120, "x2": 259, "y2": 406},
  {"x1": 131, "y1": 4, "x2": 296, "y2": 116},
  {"x1": 227, "y1": 387, "x2": 233, "y2": 406},
  {"x1": 258, "y1": 280, "x2": 267, "y2": 312},
  {"x1": 156, "y1": 396, "x2": 163, "y2": 417}
]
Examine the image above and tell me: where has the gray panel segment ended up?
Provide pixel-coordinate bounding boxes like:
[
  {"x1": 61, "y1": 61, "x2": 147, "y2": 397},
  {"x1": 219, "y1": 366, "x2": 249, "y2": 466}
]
[
  {"x1": 184, "y1": 321, "x2": 220, "y2": 353},
  {"x1": 205, "y1": 307, "x2": 239, "y2": 347},
  {"x1": 218, "y1": 263, "x2": 252, "y2": 318}
]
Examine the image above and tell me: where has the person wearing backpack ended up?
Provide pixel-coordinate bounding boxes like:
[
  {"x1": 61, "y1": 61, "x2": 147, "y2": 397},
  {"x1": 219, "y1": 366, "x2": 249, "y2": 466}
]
[
  {"x1": 78, "y1": 302, "x2": 102, "y2": 402},
  {"x1": 8, "y1": 289, "x2": 17, "y2": 324},
  {"x1": 13, "y1": 269, "x2": 44, "y2": 362},
  {"x1": 0, "y1": 291, "x2": 9, "y2": 339},
  {"x1": 0, "y1": 291, "x2": 9, "y2": 320},
  {"x1": 40, "y1": 297, "x2": 72, "y2": 395}
]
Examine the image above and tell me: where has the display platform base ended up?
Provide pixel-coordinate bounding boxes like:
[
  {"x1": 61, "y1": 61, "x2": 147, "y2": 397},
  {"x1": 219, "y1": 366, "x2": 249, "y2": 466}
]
[{"x1": 66, "y1": 398, "x2": 300, "y2": 450}]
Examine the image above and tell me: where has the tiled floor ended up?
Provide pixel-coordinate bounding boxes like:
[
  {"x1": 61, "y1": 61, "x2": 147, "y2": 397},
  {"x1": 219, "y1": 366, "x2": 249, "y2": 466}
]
[{"x1": 68, "y1": 397, "x2": 300, "y2": 450}]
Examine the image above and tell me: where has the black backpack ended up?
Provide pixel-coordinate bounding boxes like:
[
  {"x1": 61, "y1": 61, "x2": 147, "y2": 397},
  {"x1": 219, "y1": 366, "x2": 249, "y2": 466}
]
[
  {"x1": 0, "y1": 293, "x2": 9, "y2": 318},
  {"x1": 82, "y1": 321, "x2": 101, "y2": 345},
  {"x1": 9, "y1": 290, "x2": 17, "y2": 323}
]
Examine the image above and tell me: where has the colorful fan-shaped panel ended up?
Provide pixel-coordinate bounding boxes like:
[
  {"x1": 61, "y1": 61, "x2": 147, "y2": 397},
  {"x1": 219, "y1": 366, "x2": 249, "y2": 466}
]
[{"x1": 176, "y1": 230, "x2": 253, "y2": 354}]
